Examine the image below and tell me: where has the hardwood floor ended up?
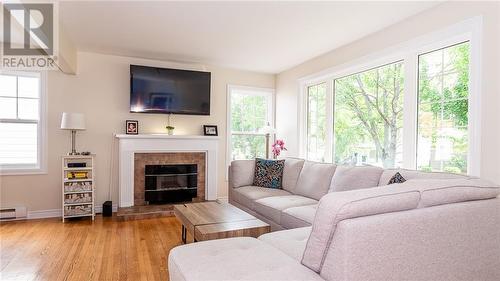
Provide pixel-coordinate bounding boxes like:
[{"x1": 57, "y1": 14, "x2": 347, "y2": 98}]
[{"x1": 0, "y1": 215, "x2": 185, "y2": 281}]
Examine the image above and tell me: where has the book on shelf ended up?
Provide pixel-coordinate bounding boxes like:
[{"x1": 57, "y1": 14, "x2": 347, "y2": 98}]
[
  {"x1": 67, "y1": 162, "x2": 87, "y2": 168},
  {"x1": 66, "y1": 171, "x2": 89, "y2": 179}
]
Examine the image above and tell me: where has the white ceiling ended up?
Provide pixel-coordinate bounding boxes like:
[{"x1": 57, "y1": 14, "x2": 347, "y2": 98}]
[{"x1": 60, "y1": 1, "x2": 440, "y2": 74}]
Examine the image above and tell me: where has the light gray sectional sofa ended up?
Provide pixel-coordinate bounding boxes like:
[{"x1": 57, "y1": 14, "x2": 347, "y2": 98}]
[
  {"x1": 169, "y1": 158, "x2": 500, "y2": 281},
  {"x1": 228, "y1": 158, "x2": 471, "y2": 231}
]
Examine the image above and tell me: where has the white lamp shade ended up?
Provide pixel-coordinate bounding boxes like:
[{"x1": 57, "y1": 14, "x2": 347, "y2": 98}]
[
  {"x1": 60, "y1": 112, "x2": 86, "y2": 130},
  {"x1": 260, "y1": 123, "x2": 276, "y2": 135}
]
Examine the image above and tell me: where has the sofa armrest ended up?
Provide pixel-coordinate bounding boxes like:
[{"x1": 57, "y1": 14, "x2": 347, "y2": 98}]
[{"x1": 229, "y1": 159, "x2": 255, "y2": 189}]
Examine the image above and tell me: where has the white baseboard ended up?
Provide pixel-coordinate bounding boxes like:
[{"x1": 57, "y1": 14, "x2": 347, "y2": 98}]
[
  {"x1": 26, "y1": 204, "x2": 119, "y2": 220},
  {"x1": 27, "y1": 209, "x2": 61, "y2": 219}
]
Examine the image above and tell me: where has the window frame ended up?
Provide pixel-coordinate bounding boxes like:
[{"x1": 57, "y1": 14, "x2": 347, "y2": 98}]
[
  {"x1": 332, "y1": 60, "x2": 405, "y2": 168},
  {"x1": 0, "y1": 70, "x2": 48, "y2": 175},
  {"x1": 305, "y1": 82, "x2": 333, "y2": 162},
  {"x1": 298, "y1": 17, "x2": 482, "y2": 176},
  {"x1": 226, "y1": 85, "x2": 275, "y2": 170}
]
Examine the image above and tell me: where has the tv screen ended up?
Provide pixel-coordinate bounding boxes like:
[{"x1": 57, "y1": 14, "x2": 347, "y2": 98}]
[{"x1": 130, "y1": 65, "x2": 211, "y2": 115}]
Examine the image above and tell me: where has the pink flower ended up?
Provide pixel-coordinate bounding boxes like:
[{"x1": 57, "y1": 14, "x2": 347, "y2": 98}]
[{"x1": 272, "y1": 139, "x2": 287, "y2": 157}]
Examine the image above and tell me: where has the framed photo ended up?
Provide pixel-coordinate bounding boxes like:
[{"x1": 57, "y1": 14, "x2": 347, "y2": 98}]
[
  {"x1": 126, "y1": 120, "x2": 139, "y2": 135},
  {"x1": 203, "y1": 125, "x2": 218, "y2": 136}
]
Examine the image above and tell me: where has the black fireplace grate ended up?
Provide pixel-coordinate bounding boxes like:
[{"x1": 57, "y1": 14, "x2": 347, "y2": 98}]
[{"x1": 145, "y1": 164, "x2": 198, "y2": 204}]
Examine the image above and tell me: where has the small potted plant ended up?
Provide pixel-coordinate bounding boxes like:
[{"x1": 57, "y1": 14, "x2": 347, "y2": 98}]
[
  {"x1": 166, "y1": 125, "x2": 175, "y2": 135},
  {"x1": 166, "y1": 114, "x2": 175, "y2": 135}
]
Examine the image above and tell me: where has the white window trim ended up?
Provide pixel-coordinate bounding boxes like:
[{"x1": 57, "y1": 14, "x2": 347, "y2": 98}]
[
  {"x1": 304, "y1": 82, "x2": 334, "y2": 163},
  {"x1": 298, "y1": 17, "x2": 482, "y2": 176},
  {"x1": 0, "y1": 71, "x2": 48, "y2": 175},
  {"x1": 226, "y1": 84, "x2": 275, "y2": 175}
]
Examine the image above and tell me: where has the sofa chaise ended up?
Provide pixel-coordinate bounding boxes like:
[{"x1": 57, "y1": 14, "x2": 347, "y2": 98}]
[{"x1": 169, "y1": 158, "x2": 500, "y2": 280}]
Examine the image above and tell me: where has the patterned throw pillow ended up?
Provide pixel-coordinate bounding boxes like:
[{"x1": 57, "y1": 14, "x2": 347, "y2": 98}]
[
  {"x1": 388, "y1": 172, "x2": 406, "y2": 185},
  {"x1": 253, "y1": 158, "x2": 285, "y2": 189}
]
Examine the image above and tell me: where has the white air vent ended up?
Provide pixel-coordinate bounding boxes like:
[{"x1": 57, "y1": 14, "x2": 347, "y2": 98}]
[{"x1": 0, "y1": 206, "x2": 27, "y2": 220}]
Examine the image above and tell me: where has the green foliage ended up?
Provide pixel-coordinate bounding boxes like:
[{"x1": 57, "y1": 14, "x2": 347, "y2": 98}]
[
  {"x1": 443, "y1": 166, "x2": 462, "y2": 174},
  {"x1": 232, "y1": 135, "x2": 265, "y2": 160},
  {"x1": 417, "y1": 42, "x2": 470, "y2": 174},
  {"x1": 419, "y1": 43, "x2": 469, "y2": 127},
  {"x1": 445, "y1": 154, "x2": 467, "y2": 173},
  {"x1": 231, "y1": 94, "x2": 266, "y2": 132},
  {"x1": 419, "y1": 166, "x2": 433, "y2": 172},
  {"x1": 334, "y1": 62, "x2": 404, "y2": 168}
]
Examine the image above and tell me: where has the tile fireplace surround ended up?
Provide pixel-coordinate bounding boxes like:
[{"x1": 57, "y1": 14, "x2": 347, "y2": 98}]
[{"x1": 115, "y1": 134, "x2": 219, "y2": 207}]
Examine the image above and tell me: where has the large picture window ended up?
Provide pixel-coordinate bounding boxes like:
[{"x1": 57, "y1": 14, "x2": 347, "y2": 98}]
[
  {"x1": 417, "y1": 42, "x2": 470, "y2": 174},
  {"x1": 0, "y1": 71, "x2": 45, "y2": 173},
  {"x1": 302, "y1": 34, "x2": 476, "y2": 175},
  {"x1": 334, "y1": 62, "x2": 404, "y2": 168},
  {"x1": 228, "y1": 86, "x2": 274, "y2": 161}
]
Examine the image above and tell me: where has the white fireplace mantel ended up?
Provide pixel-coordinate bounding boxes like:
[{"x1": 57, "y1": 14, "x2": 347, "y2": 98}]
[{"x1": 115, "y1": 134, "x2": 220, "y2": 207}]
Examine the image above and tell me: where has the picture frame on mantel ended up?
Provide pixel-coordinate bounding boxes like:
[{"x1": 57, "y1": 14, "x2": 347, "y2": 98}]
[
  {"x1": 203, "y1": 125, "x2": 218, "y2": 136},
  {"x1": 126, "y1": 120, "x2": 139, "y2": 135}
]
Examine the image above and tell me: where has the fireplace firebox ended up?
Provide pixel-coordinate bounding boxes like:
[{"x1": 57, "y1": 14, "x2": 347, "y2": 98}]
[{"x1": 145, "y1": 164, "x2": 198, "y2": 204}]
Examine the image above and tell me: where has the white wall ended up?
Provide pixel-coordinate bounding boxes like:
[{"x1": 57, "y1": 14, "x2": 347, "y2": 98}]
[
  {"x1": 0, "y1": 52, "x2": 275, "y2": 213},
  {"x1": 276, "y1": 1, "x2": 500, "y2": 184}
]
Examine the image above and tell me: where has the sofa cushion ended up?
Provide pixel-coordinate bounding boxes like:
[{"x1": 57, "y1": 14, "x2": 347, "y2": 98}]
[
  {"x1": 378, "y1": 168, "x2": 468, "y2": 186},
  {"x1": 405, "y1": 178, "x2": 500, "y2": 208},
  {"x1": 230, "y1": 160, "x2": 255, "y2": 188},
  {"x1": 302, "y1": 186, "x2": 421, "y2": 272},
  {"x1": 253, "y1": 158, "x2": 285, "y2": 189},
  {"x1": 232, "y1": 185, "x2": 291, "y2": 210},
  {"x1": 329, "y1": 166, "x2": 384, "y2": 192},
  {"x1": 168, "y1": 237, "x2": 324, "y2": 281},
  {"x1": 254, "y1": 195, "x2": 317, "y2": 224},
  {"x1": 281, "y1": 204, "x2": 318, "y2": 229},
  {"x1": 295, "y1": 161, "x2": 337, "y2": 200},
  {"x1": 259, "y1": 227, "x2": 312, "y2": 261},
  {"x1": 282, "y1": 158, "x2": 306, "y2": 193}
]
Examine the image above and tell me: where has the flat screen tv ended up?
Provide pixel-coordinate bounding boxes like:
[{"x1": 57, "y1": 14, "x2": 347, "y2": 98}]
[{"x1": 130, "y1": 65, "x2": 211, "y2": 115}]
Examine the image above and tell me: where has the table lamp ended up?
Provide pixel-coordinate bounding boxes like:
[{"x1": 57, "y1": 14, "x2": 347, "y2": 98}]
[
  {"x1": 60, "y1": 112, "x2": 86, "y2": 155},
  {"x1": 260, "y1": 122, "x2": 276, "y2": 159}
]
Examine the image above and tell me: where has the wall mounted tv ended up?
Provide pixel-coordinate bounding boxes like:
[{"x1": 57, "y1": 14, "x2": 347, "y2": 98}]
[{"x1": 130, "y1": 65, "x2": 211, "y2": 115}]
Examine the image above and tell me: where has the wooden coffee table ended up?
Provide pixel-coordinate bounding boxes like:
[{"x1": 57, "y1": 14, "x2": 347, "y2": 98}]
[{"x1": 173, "y1": 201, "x2": 270, "y2": 243}]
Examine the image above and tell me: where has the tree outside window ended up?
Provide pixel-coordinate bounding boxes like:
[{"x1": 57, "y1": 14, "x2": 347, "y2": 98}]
[
  {"x1": 417, "y1": 42, "x2": 470, "y2": 174},
  {"x1": 334, "y1": 62, "x2": 404, "y2": 168},
  {"x1": 305, "y1": 41, "x2": 472, "y2": 175}
]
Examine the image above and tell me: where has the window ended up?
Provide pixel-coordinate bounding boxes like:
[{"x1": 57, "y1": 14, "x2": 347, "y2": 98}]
[
  {"x1": 228, "y1": 86, "x2": 274, "y2": 162},
  {"x1": 300, "y1": 21, "x2": 479, "y2": 176},
  {"x1": 0, "y1": 71, "x2": 45, "y2": 174},
  {"x1": 334, "y1": 61, "x2": 404, "y2": 168},
  {"x1": 417, "y1": 42, "x2": 470, "y2": 174},
  {"x1": 306, "y1": 83, "x2": 327, "y2": 162}
]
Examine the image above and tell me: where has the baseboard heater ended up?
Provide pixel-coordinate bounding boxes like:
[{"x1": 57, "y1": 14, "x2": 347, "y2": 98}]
[{"x1": 0, "y1": 206, "x2": 27, "y2": 220}]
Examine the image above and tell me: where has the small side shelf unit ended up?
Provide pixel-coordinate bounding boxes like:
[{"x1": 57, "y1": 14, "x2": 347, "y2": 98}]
[{"x1": 62, "y1": 155, "x2": 95, "y2": 222}]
